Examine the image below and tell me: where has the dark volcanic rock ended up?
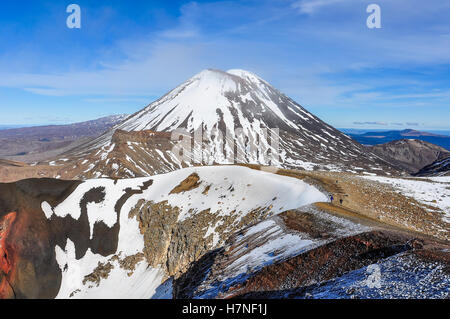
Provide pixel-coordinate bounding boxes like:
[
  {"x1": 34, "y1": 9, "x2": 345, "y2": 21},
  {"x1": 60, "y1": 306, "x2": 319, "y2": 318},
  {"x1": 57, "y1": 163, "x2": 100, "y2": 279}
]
[
  {"x1": 173, "y1": 207, "x2": 450, "y2": 300},
  {"x1": 368, "y1": 139, "x2": 450, "y2": 174},
  {"x1": 0, "y1": 177, "x2": 153, "y2": 298},
  {"x1": 415, "y1": 156, "x2": 450, "y2": 177}
]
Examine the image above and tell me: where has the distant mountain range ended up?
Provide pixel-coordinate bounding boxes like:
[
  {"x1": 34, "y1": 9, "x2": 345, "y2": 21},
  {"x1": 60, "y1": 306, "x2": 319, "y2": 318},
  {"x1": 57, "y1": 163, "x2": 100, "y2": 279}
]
[
  {"x1": 0, "y1": 115, "x2": 128, "y2": 163},
  {"x1": 347, "y1": 129, "x2": 450, "y2": 150},
  {"x1": 340, "y1": 128, "x2": 450, "y2": 136},
  {"x1": 0, "y1": 125, "x2": 30, "y2": 130}
]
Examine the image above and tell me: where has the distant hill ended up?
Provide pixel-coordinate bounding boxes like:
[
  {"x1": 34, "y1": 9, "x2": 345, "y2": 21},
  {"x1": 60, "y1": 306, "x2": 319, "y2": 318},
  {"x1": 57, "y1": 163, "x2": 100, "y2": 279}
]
[
  {"x1": 0, "y1": 115, "x2": 128, "y2": 139},
  {"x1": 367, "y1": 139, "x2": 450, "y2": 174},
  {"x1": 348, "y1": 129, "x2": 450, "y2": 150},
  {"x1": 0, "y1": 115, "x2": 128, "y2": 163},
  {"x1": 0, "y1": 125, "x2": 34, "y2": 130}
]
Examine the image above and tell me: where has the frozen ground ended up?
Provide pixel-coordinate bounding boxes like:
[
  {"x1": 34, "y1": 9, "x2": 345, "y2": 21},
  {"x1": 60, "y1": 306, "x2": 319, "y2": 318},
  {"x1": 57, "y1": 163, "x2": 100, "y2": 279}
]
[
  {"x1": 362, "y1": 176, "x2": 450, "y2": 222},
  {"x1": 285, "y1": 252, "x2": 449, "y2": 299},
  {"x1": 43, "y1": 165, "x2": 327, "y2": 299}
]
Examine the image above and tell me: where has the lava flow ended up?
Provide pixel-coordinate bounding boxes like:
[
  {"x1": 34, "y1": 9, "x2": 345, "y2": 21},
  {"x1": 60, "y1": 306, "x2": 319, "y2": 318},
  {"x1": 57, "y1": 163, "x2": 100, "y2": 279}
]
[{"x1": 0, "y1": 212, "x2": 16, "y2": 299}]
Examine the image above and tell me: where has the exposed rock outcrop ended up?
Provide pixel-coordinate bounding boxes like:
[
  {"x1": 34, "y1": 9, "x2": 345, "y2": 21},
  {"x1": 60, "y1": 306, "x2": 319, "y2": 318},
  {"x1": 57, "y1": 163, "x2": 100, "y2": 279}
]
[
  {"x1": 368, "y1": 139, "x2": 450, "y2": 174},
  {"x1": 415, "y1": 156, "x2": 450, "y2": 177}
]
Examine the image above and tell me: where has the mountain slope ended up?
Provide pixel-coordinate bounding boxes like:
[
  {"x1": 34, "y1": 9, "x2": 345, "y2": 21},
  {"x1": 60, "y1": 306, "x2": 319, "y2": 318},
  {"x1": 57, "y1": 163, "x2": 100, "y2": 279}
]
[
  {"x1": 48, "y1": 69, "x2": 400, "y2": 179},
  {"x1": 368, "y1": 139, "x2": 450, "y2": 174},
  {"x1": 0, "y1": 166, "x2": 327, "y2": 298},
  {"x1": 415, "y1": 156, "x2": 450, "y2": 176},
  {"x1": 0, "y1": 115, "x2": 128, "y2": 163},
  {"x1": 1, "y1": 166, "x2": 448, "y2": 299}
]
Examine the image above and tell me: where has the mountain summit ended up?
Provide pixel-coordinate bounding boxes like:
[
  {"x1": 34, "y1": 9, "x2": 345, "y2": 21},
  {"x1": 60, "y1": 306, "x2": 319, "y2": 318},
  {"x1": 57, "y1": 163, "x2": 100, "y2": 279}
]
[
  {"x1": 114, "y1": 68, "x2": 317, "y2": 133},
  {"x1": 47, "y1": 69, "x2": 400, "y2": 179}
]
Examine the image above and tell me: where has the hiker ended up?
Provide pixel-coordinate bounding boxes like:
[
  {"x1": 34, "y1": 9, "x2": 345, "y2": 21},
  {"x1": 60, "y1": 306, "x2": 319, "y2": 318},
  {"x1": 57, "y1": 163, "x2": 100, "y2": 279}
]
[{"x1": 330, "y1": 195, "x2": 334, "y2": 203}]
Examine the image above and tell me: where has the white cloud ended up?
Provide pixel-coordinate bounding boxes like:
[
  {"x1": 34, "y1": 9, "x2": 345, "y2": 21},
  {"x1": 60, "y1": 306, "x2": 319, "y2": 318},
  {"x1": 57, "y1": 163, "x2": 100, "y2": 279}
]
[
  {"x1": 292, "y1": 0, "x2": 346, "y2": 14},
  {"x1": 353, "y1": 121, "x2": 387, "y2": 126},
  {"x1": 0, "y1": 0, "x2": 448, "y2": 117},
  {"x1": 0, "y1": 41, "x2": 212, "y2": 97},
  {"x1": 159, "y1": 28, "x2": 199, "y2": 39}
]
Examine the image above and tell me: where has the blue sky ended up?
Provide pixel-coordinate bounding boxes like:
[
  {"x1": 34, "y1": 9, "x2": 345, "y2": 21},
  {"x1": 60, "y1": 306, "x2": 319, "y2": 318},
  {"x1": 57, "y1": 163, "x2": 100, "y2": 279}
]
[{"x1": 0, "y1": 0, "x2": 449, "y2": 130}]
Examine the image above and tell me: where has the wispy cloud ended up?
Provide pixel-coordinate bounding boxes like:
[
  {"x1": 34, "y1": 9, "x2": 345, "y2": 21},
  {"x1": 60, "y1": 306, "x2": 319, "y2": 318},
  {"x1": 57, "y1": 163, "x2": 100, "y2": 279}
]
[
  {"x1": 353, "y1": 121, "x2": 388, "y2": 126},
  {"x1": 292, "y1": 0, "x2": 346, "y2": 14},
  {"x1": 159, "y1": 28, "x2": 199, "y2": 39},
  {"x1": 0, "y1": 0, "x2": 449, "y2": 128},
  {"x1": 353, "y1": 121, "x2": 421, "y2": 127}
]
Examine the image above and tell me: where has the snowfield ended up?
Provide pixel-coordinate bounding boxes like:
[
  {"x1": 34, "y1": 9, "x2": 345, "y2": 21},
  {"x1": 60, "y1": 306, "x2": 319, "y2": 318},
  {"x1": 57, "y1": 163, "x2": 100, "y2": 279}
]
[
  {"x1": 361, "y1": 176, "x2": 450, "y2": 223},
  {"x1": 194, "y1": 204, "x2": 372, "y2": 299},
  {"x1": 43, "y1": 166, "x2": 327, "y2": 299}
]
